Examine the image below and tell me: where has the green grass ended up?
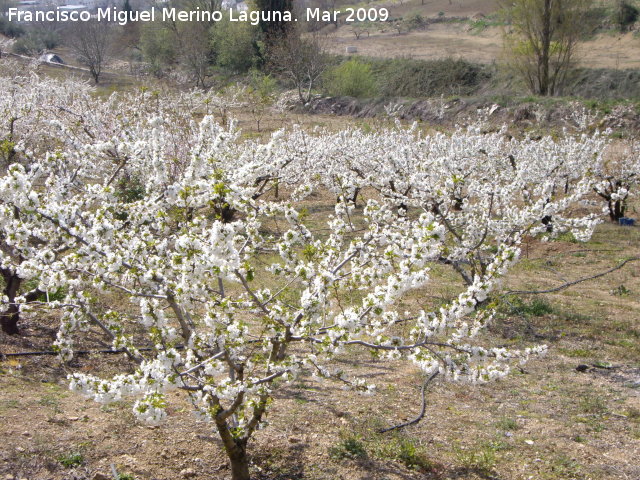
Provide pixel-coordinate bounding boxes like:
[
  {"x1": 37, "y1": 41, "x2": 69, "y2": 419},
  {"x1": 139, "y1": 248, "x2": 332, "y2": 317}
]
[
  {"x1": 38, "y1": 394, "x2": 62, "y2": 414},
  {"x1": 558, "y1": 348, "x2": 592, "y2": 358},
  {"x1": 469, "y1": 14, "x2": 505, "y2": 33},
  {"x1": 499, "y1": 296, "x2": 554, "y2": 318},
  {"x1": 0, "y1": 398, "x2": 20, "y2": 414},
  {"x1": 453, "y1": 442, "x2": 497, "y2": 474},
  {"x1": 579, "y1": 394, "x2": 608, "y2": 415},
  {"x1": 328, "y1": 432, "x2": 367, "y2": 460},
  {"x1": 372, "y1": 435, "x2": 438, "y2": 472},
  {"x1": 116, "y1": 474, "x2": 136, "y2": 480},
  {"x1": 495, "y1": 416, "x2": 520, "y2": 431},
  {"x1": 58, "y1": 452, "x2": 84, "y2": 468}
]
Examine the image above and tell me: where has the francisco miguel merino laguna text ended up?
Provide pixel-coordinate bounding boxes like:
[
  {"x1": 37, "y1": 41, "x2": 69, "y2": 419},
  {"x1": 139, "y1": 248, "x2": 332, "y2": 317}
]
[
  {"x1": 7, "y1": 7, "x2": 389, "y2": 25},
  {"x1": 7, "y1": 7, "x2": 295, "y2": 25}
]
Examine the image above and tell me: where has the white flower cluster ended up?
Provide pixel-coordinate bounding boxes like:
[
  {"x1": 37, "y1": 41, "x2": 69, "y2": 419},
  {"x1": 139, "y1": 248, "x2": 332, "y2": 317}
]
[{"x1": 0, "y1": 68, "x2": 634, "y2": 457}]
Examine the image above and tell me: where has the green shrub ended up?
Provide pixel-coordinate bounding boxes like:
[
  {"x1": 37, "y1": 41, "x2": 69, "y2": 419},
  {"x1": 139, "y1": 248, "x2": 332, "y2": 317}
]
[
  {"x1": 500, "y1": 296, "x2": 554, "y2": 318},
  {"x1": 326, "y1": 59, "x2": 377, "y2": 98},
  {"x1": 116, "y1": 174, "x2": 146, "y2": 203},
  {"x1": 58, "y1": 452, "x2": 84, "y2": 468},
  {"x1": 329, "y1": 432, "x2": 367, "y2": 459},
  {"x1": 379, "y1": 436, "x2": 436, "y2": 471},
  {"x1": 372, "y1": 57, "x2": 490, "y2": 98},
  {"x1": 211, "y1": 17, "x2": 259, "y2": 73},
  {"x1": 405, "y1": 11, "x2": 426, "y2": 29},
  {"x1": 35, "y1": 30, "x2": 60, "y2": 50},
  {"x1": 12, "y1": 36, "x2": 41, "y2": 56},
  {"x1": 495, "y1": 416, "x2": 520, "y2": 431},
  {"x1": 454, "y1": 443, "x2": 497, "y2": 474},
  {"x1": 0, "y1": 17, "x2": 24, "y2": 38},
  {"x1": 616, "y1": 1, "x2": 639, "y2": 31},
  {"x1": 11, "y1": 30, "x2": 60, "y2": 56},
  {"x1": 579, "y1": 393, "x2": 607, "y2": 414},
  {"x1": 140, "y1": 23, "x2": 176, "y2": 77}
]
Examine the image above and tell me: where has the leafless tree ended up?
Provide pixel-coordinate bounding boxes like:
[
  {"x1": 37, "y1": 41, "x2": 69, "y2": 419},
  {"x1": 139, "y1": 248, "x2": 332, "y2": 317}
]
[
  {"x1": 501, "y1": 0, "x2": 592, "y2": 96},
  {"x1": 65, "y1": 19, "x2": 113, "y2": 84},
  {"x1": 176, "y1": 21, "x2": 213, "y2": 88},
  {"x1": 268, "y1": 29, "x2": 329, "y2": 104}
]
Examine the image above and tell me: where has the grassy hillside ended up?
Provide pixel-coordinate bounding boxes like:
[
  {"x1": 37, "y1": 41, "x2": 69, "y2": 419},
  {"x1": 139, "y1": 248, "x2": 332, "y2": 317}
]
[{"x1": 323, "y1": 0, "x2": 640, "y2": 69}]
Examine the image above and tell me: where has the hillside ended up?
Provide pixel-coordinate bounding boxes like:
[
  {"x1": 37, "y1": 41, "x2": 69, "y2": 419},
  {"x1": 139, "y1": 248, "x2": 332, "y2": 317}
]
[{"x1": 324, "y1": 0, "x2": 640, "y2": 69}]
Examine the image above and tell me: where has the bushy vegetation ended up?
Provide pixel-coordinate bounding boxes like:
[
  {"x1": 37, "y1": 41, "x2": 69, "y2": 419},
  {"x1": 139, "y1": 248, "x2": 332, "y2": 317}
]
[
  {"x1": 325, "y1": 59, "x2": 377, "y2": 98},
  {"x1": 564, "y1": 68, "x2": 640, "y2": 99},
  {"x1": 0, "y1": 16, "x2": 24, "y2": 38},
  {"x1": 329, "y1": 427, "x2": 439, "y2": 473},
  {"x1": 322, "y1": 56, "x2": 490, "y2": 99},
  {"x1": 211, "y1": 17, "x2": 260, "y2": 73},
  {"x1": 615, "y1": 0, "x2": 639, "y2": 31},
  {"x1": 11, "y1": 30, "x2": 60, "y2": 56},
  {"x1": 139, "y1": 23, "x2": 176, "y2": 77},
  {"x1": 57, "y1": 452, "x2": 84, "y2": 468},
  {"x1": 370, "y1": 57, "x2": 491, "y2": 98}
]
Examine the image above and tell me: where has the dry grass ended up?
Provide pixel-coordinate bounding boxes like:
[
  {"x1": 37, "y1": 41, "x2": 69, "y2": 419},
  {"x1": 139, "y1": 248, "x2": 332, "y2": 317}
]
[{"x1": 325, "y1": 0, "x2": 640, "y2": 69}]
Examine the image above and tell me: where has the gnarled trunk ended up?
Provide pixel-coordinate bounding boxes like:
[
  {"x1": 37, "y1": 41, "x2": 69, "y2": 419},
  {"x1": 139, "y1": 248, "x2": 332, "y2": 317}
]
[
  {"x1": 0, "y1": 269, "x2": 21, "y2": 335},
  {"x1": 608, "y1": 199, "x2": 626, "y2": 222},
  {"x1": 228, "y1": 442, "x2": 250, "y2": 480},
  {"x1": 541, "y1": 215, "x2": 553, "y2": 233},
  {"x1": 0, "y1": 268, "x2": 43, "y2": 335},
  {"x1": 216, "y1": 419, "x2": 251, "y2": 480}
]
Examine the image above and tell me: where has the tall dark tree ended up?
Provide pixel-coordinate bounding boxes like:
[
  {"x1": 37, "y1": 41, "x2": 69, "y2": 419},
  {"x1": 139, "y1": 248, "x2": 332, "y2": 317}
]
[{"x1": 255, "y1": 0, "x2": 293, "y2": 40}]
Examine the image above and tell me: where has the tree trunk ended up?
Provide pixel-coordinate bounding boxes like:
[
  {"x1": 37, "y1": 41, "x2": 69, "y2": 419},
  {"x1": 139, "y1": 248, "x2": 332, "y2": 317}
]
[
  {"x1": 216, "y1": 418, "x2": 251, "y2": 480},
  {"x1": 539, "y1": 0, "x2": 552, "y2": 95},
  {"x1": 0, "y1": 304, "x2": 20, "y2": 335},
  {"x1": 0, "y1": 270, "x2": 21, "y2": 335},
  {"x1": 351, "y1": 187, "x2": 360, "y2": 207},
  {"x1": 228, "y1": 442, "x2": 250, "y2": 480},
  {"x1": 609, "y1": 199, "x2": 625, "y2": 222}
]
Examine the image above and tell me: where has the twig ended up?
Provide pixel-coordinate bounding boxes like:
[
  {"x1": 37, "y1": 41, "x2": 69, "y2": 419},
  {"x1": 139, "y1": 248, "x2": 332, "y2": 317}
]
[
  {"x1": 1, "y1": 345, "x2": 187, "y2": 358},
  {"x1": 379, "y1": 371, "x2": 439, "y2": 433},
  {"x1": 504, "y1": 257, "x2": 639, "y2": 295}
]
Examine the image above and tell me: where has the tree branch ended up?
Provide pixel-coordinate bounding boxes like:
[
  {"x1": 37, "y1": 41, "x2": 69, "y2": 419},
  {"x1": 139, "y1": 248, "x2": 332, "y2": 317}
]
[
  {"x1": 379, "y1": 371, "x2": 439, "y2": 433},
  {"x1": 505, "y1": 256, "x2": 639, "y2": 295}
]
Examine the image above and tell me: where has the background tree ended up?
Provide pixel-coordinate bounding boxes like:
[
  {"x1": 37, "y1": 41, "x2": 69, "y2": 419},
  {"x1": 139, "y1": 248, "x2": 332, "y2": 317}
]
[
  {"x1": 211, "y1": 16, "x2": 259, "y2": 73},
  {"x1": 65, "y1": 19, "x2": 113, "y2": 84},
  {"x1": 325, "y1": 59, "x2": 378, "y2": 98},
  {"x1": 140, "y1": 22, "x2": 176, "y2": 77},
  {"x1": 161, "y1": 1, "x2": 219, "y2": 87},
  {"x1": 268, "y1": 29, "x2": 329, "y2": 104},
  {"x1": 0, "y1": 0, "x2": 24, "y2": 39},
  {"x1": 176, "y1": 20, "x2": 213, "y2": 87},
  {"x1": 615, "y1": 0, "x2": 639, "y2": 32},
  {"x1": 120, "y1": 0, "x2": 141, "y2": 51},
  {"x1": 246, "y1": 69, "x2": 277, "y2": 131},
  {"x1": 254, "y1": 0, "x2": 293, "y2": 40},
  {"x1": 501, "y1": 0, "x2": 592, "y2": 96}
]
